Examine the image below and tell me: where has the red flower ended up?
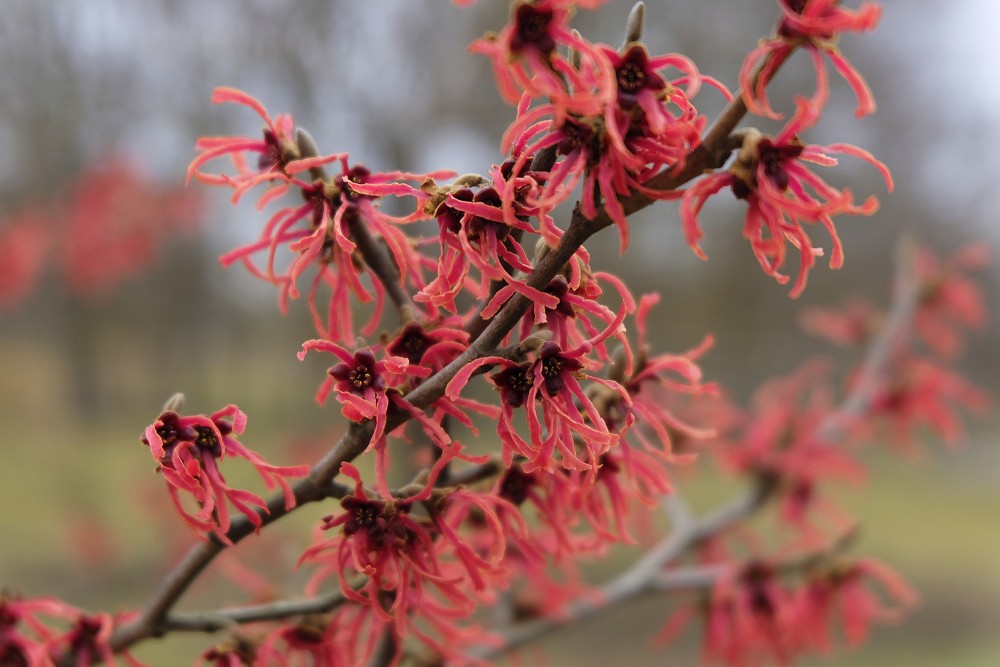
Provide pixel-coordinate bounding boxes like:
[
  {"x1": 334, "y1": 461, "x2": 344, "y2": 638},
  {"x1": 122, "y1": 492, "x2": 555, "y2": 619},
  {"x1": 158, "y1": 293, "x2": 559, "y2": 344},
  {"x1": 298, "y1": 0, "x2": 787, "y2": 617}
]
[
  {"x1": 871, "y1": 354, "x2": 990, "y2": 451},
  {"x1": 0, "y1": 596, "x2": 144, "y2": 667},
  {"x1": 740, "y1": 0, "x2": 883, "y2": 119},
  {"x1": 794, "y1": 559, "x2": 917, "y2": 653},
  {"x1": 447, "y1": 339, "x2": 627, "y2": 475},
  {"x1": 47, "y1": 613, "x2": 146, "y2": 667},
  {"x1": 912, "y1": 243, "x2": 990, "y2": 358},
  {"x1": 255, "y1": 616, "x2": 348, "y2": 667},
  {"x1": 299, "y1": 340, "x2": 488, "y2": 497},
  {"x1": 0, "y1": 211, "x2": 49, "y2": 313},
  {"x1": 299, "y1": 464, "x2": 500, "y2": 655},
  {"x1": 187, "y1": 87, "x2": 297, "y2": 196},
  {"x1": 500, "y1": 41, "x2": 716, "y2": 251},
  {"x1": 471, "y1": 1, "x2": 614, "y2": 114},
  {"x1": 680, "y1": 103, "x2": 892, "y2": 296},
  {"x1": 701, "y1": 563, "x2": 798, "y2": 667},
  {"x1": 1, "y1": 594, "x2": 76, "y2": 666},
  {"x1": 512, "y1": 270, "x2": 636, "y2": 362},
  {"x1": 142, "y1": 405, "x2": 309, "y2": 541},
  {"x1": 190, "y1": 87, "x2": 451, "y2": 341},
  {"x1": 418, "y1": 178, "x2": 557, "y2": 315},
  {"x1": 196, "y1": 638, "x2": 256, "y2": 667},
  {"x1": 799, "y1": 296, "x2": 879, "y2": 347},
  {"x1": 386, "y1": 321, "x2": 501, "y2": 435},
  {"x1": 611, "y1": 294, "x2": 718, "y2": 460}
]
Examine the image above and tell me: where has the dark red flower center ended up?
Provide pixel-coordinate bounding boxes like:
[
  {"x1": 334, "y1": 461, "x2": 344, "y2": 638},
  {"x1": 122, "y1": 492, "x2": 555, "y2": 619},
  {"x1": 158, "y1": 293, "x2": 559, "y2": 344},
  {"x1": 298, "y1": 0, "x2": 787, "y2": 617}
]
[
  {"x1": 349, "y1": 367, "x2": 373, "y2": 390},
  {"x1": 0, "y1": 644, "x2": 28, "y2": 667},
  {"x1": 538, "y1": 343, "x2": 575, "y2": 395},
  {"x1": 388, "y1": 323, "x2": 432, "y2": 365},
  {"x1": 289, "y1": 620, "x2": 326, "y2": 645},
  {"x1": 741, "y1": 563, "x2": 778, "y2": 618},
  {"x1": 556, "y1": 118, "x2": 603, "y2": 164},
  {"x1": 499, "y1": 466, "x2": 535, "y2": 505},
  {"x1": 0, "y1": 604, "x2": 19, "y2": 630},
  {"x1": 494, "y1": 363, "x2": 535, "y2": 407},
  {"x1": 67, "y1": 617, "x2": 103, "y2": 656},
  {"x1": 511, "y1": 4, "x2": 556, "y2": 55},
  {"x1": 354, "y1": 505, "x2": 380, "y2": 529},
  {"x1": 194, "y1": 425, "x2": 223, "y2": 457},
  {"x1": 758, "y1": 139, "x2": 804, "y2": 191},
  {"x1": 467, "y1": 187, "x2": 511, "y2": 242},
  {"x1": 540, "y1": 355, "x2": 563, "y2": 379},
  {"x1": 617, "y1": 62, "x2": 647, "y2": 93},
  {"x1": 257, "y1": 129, "x2": 282, "y2": 171}
]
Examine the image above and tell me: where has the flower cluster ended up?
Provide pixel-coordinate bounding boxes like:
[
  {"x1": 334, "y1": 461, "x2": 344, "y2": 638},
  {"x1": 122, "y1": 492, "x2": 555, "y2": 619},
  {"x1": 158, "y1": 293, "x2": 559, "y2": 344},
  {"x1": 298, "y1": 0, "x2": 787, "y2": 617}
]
[
  {"x1": 297, "y1": 463, "x2": 503, "y2": 661},
  {"x1": 680, "y1": 101, "x2": 892, "y2": 296},
  {"x1": 59, "y1": 1, "x2": 988, "y2": 666},
  {"x1": 142, "y1": 404, "x2": 309, "y2": 540},
  {"x1": 493, "y1": 21, "x2": 724, "y2": 251},
  {"x1": 0, "y1": 157, "x2": 202, "y2": 312},
  {"x1": 189, "y1": 87, "x2": 452, "y2": 342},
  {"x1": 667, "y1": 557, "x2": 917, "y2": 667},
  {"x1": 0, "y1": 594, "x2": 142, "y2": 667}
]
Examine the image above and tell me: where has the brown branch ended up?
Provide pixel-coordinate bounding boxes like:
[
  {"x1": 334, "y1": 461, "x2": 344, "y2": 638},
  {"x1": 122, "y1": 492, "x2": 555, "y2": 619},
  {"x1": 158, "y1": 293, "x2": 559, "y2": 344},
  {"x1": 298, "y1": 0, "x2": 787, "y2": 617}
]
[{"x1": 162, "y1": 590, "x2": 348, "y2": 634}]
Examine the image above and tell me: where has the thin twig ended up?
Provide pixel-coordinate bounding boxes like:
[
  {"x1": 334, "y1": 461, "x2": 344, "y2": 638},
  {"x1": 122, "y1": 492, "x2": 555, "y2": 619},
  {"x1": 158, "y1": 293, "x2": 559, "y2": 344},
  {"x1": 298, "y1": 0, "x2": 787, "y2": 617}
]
[
  {"x1": 479, "y1": 482, "x2": 773, "y2": 658},
  {"x1": 163, "y1": 591, "x2": 348, "y2": 633}
]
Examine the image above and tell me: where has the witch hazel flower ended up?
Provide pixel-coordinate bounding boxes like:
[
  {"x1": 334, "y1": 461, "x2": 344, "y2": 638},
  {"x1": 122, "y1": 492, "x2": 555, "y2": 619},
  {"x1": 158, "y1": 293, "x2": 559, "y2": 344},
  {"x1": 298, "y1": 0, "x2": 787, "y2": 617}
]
[
  {"x1": 417, "y1": 174, "x2": 557, "y2": 316},
  {"x1": 599, "y1": 42, "x2": 723, "y2": 179},
  {"x1": 447, "y1": 333, "x2": 629, "y2": 476},
  {"x1": 513, "y1": 270, "x2": 635, "y2": 362},
  {"x1": 699, "y1": 562, "x2": 799, "y2": 667},
  {"x1": 298, "y1": 342, "x2": 425, "y2": 440},
  {"x1": 142, "y1": 405, "x2": 309, "y2": 541},
  {"x1": 912, "y1": 243, "x2": 990, "y2": 358},
  {"x1": 501, "y1": 40, "x2": 715, "y2": 251},
  {"x1": 189, "y1": 87, "x2": 451, "y2": 341},
  {"x1": 794, "y1": 559, "x2": 917, "y2": 654},
  {"x1": 254, "y1": 615, "x2": 348, "y2": 667},
  {"x1": 264, "y1": 157, "x2": 447, "y2": 342},
  {"x1": 0, "y1": 595, "x2": 144, "y2": 667},
  {"x1": 680, "y1": 101, "x2": 893, "y2": 296},
  {"x1": 187, "y1": 87, "x2": 298, "y2": 197},
  {"x1": 741, "y1": 0, "x2": 883, "y2": 119},
  {"x1": 386, "y1": 321, "x2": 501, "y2": 435},
  {"x1": 487, "y1": 463, "x2": 581, "y2": 558},
  {"x1": 299, "y1": 340, "x2": 488, "y2": 497},
  {"x1": 600, "y1": 294, "x2": 718, "y2": 461},
  {"x1": 471, "y1": 0, "x2": 614, "y2": 115},
  {"x1": 47, "y1": 612, "x2": 147, "y2": 667},
  {"x1": 299, "y1": 464, "x2": 498, "y2": 652},
  {"x1": 716, "y1": 361, "x2": 864, "y2": 537},
  {"x1": 870, "y1": 353, "x2": 990, "y2": 451},
  {"x1": 1, "y1": 594, "x2": 76, "y2": 666}
]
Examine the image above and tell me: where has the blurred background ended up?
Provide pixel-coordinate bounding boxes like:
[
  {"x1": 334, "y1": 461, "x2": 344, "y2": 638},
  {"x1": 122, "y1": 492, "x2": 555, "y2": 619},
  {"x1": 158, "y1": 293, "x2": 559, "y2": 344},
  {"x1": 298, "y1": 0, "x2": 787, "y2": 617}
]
[{"x1": 1, "y1": 0, "x2": 997, "y2": 664}]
